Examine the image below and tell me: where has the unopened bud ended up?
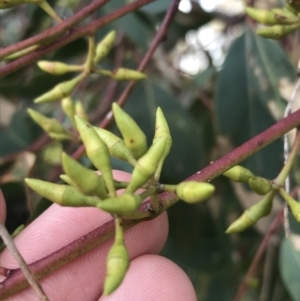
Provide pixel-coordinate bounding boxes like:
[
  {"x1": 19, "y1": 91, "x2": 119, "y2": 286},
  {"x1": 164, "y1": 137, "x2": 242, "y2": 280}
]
[
  {"x1": 104, "y1": 218, "x2": 129, "y2": 295},
  {"x1": 257, "y1": 24, "x2": 300, "y2": 39},
  {"x1": 94, "y1": 30, "x2": 116, "y2": 64},
  {"x1": 248, "y1": 177, "x2": 272, "y2": 195},
  {"x1": 93, "y1": 127, "x2": 136, "y2": 166},
  {"x1": 97, "y1": 193, "x2": 142, "y2": 215},
  {"x1": 126, "y1": 139, "x2": 166, "y2": 193},
  {"x1": 62, "y1": 152, "x2": 108, "y2": 199},
  {"x1": 280, "y1": 188, "x2": 300, "y2": 222},
  {"x1": 245, "y1": 7, "x2": 278, "y2": 25},
  {"x1": 176, "y1": 181, "x2": 215, "y2": 204},
  {"x1": 37, "y1": 61, "x2": 83, "y2": 75},
  {"x1": 61, "y1": 97, "x2": 75, "y2": 125},
  {"x1": 27, "y1": 108, "x2": 74, "y2": 140},
  {"x1": 223, "y1": 165, "x2": 255, "y2": 183},
  {"x1": 110, "y1": 68, "x2": 147, "y2": 81},
  {"x1": 226, "y1": 191, "x2": 275, "y2": 234},
  {"x1": 75, "y1": 116, "x2": 115, "y2": 196},
  {"x1": 25, "y1": 178, "x2": 99, "y2": 207},
  {"x1": 153, "y1": 107, "x2": 172, "y2": 180},
  {"x1": 34, "y1": 73, "x2": 86, "y2": 103},
  {"x1": 112, "y1": 103, "x2": 147, "y2": 159},
  {"x1": 75, "y1": 100, "x2": 89, "y2": 121}
]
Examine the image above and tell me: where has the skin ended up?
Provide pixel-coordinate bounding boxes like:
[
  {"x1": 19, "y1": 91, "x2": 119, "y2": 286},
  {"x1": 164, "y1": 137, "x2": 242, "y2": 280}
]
[{"x1": 0, "y1": 171, "x2": 197, "y2": 301}]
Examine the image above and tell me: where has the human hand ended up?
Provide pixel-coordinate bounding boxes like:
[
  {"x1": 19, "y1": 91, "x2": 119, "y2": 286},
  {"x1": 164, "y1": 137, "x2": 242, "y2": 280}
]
[{"x1": 0, "y1": 170, "x2": 197, "y2": 301}]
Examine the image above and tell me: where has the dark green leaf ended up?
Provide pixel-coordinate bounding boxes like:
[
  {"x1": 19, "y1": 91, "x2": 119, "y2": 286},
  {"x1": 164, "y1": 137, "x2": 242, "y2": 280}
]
[
  {"x1": 280, "y1": 236, "x2": 300, "y2": 301},
  {"x1": 0, "y1": 110, "x2": 43, "y2": 156}
]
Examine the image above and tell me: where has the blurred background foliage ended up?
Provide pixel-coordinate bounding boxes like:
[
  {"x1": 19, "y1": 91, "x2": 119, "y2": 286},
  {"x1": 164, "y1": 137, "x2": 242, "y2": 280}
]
[{"x1": 1, "y1": 0, "x2": 300, "y2": 300}]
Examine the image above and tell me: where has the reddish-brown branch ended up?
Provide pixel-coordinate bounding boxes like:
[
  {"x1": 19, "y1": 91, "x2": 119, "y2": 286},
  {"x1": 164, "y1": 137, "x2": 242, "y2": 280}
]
[
  {"x1": 233, "y1": 210, "x2": 283, "y2": 301},
  {"x1": 2, "y1": 108, "x2": 300, "y2": 298},
  {"x1": 0, "y1": 0, "x2": 156, "y2": 77},
  {"x1": 0, "y1": 0, "x2": 110, "y2": 60}
]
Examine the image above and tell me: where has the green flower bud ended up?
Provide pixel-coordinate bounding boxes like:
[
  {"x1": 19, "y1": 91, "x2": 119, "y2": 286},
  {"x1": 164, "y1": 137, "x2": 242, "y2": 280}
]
[
  {"x1": 280, "y1": 188, "x2": 300, "y2": 222},
  {"x1": 112, "y1": 103, "x2": 147, "y2": 159},
  {"x1": 248, "y1": 177, "x2": 272, "y2": 195},
  {"x1": 110, "y1": 68, "x2": 147, "y2": 81},
  {"x1": 34, "y1": 73, "x2": 86, "y2": 103},
  {"x1": 226, "y1": 191, "x2": 275, "y2": 234},
  {"x1": 37, "y1": 61, "x2": 83, "y2": 75},
  {"x1": 97, "y1": 193, "x2": 142, "y2": 215},
  {"x1": 257, "y1": 24, "x2": 300, "y2": 39},
  {"x1": 60, "y1": 174, "x2": 74, "y2": 186},
  {"x1": 222, "y1": 165, "x2": 255, "y2": 183},
  {"x1": 176, "y1": 181, "x2": 215, "y2": 204},
  {"x1": 25, "y1": 178, "x2": 99, "y2": 207},
  {"x1": 75, "y1": 116, "x2": 115, "y2": 196},
  {"x1": 104, "y1": 218, "x2": 129, "y2": 295},
  {"x1": 3, "y1": 44, "x2": 40, "y2": 61},
  {"x1": 271, "y1": 8, "x2": 299, "y2": 24},
  {"x1": 245, "y1": 7, "x2": 278, "y2": 25},
  {"x1": 75, "y1": 100, "x2": 89, "y2": 121},
  {"x1": 61, "y1": 97, "x2": 75, "y2": 125},
  {"x1": 153, "y1": 107, "x2": 172, "y2": 180},
  {"x1": 93, "y1": 127, "x2": 136, "y2": 166},
  {"x1": 126, "y1": 139, "x2": 166, "y2": 193},
  {"x1": 94, "y1": 30, "x2": 116, "y2": 64},
  {"x1": 61, "y1": 152, "x2": 108, "y2": 199},
  {"x1": 27, "y1": 108, "x2": 74, "y2": 141}
]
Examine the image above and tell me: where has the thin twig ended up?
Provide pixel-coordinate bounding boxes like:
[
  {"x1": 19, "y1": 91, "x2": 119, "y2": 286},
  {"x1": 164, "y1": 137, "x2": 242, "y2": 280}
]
[
  {"x1": 0, "y1": 0, "x2": 110, "y2": 60},
  {"x1": 233, "y1": 210, "x2": 283, "y2": 301},
  {"x1": 0, "y1": 0, "x2": 157, "y2": 77},
  {"x1": 0, "y1": 223, "x2": 49, "y2": 301},
  {"x1": 283, "y1": 77, "x2": 300, "y2": 237}
]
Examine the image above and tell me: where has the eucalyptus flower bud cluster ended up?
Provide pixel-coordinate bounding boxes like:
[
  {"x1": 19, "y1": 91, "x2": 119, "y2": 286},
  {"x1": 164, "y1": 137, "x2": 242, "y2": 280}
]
[
  {"x1": 245, "y1": 5, "x2": 300, "y2": 39},
  {"x1": 29, "y1": 30, "x2": 147, "y2": 143},
  {"x1": 25, "y1": 105, "x2": 218, "y2": 294},
  {"x1": 223, "y1": 165, "x2": 272, "y2": 195}
]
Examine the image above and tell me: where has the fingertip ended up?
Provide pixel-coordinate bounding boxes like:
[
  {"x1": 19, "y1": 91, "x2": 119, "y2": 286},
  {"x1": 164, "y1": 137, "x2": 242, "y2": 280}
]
[{"x1": 99, "y1": 254, "x2": 197, "y2": 301}]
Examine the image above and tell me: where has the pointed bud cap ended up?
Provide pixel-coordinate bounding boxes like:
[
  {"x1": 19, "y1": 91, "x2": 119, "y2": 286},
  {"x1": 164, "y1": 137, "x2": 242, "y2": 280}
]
[
  {"x1": 75, "y1": 116, "x2": 115, "y2": 195},
  {"x1": 280, "y1": 188, "x2": 300, "y2": 222},
  {"x1": 248, "y1": 177, "x2": 272, "y2": 195},
  {"x1": 25, "y1": 178, "x2": 99, "y2": 207},
  {"x1": 153, "y1": 107, "x2": 172, "y2": 179},
  {"x1": 126, "y1": 139, "x2": 166, "y2": 193},
  {"x1": 37, "y1": 61, "x2": 83, "y2": 75},
  {"x1": 110, "y1": 68, "x2": 147, "y2": 81},
  {"x1": 62, "y1": 152, "x2": 108, "y2": 199},
  {"x1": 93, "y1": 127, "x2": 136, "y2": 166},
  {"x1": 104, "y1": 241, "x2": 129, "y2": 295},
  {"x1": 112, "y1": 103, "x2": 147, "y2": 159},
  {"x1": 27, "y1": 108, "x2": 74, "y2": 141},
  {"x1": 75, "y1": 100, "x2": 89, "y2": 121},
  {"x1": 245, "y1": 7, "x2": 278, "y2": 25},
  {"x1": 94, "y1": 30, "x2": 117, "y2": 64},
  {"x1": 257, "y1": 24, "x2": 300, "y2": 39},
  {"x1": 176, "y1": 181, "x2": 215, "y2": 203},
  {"x1": 223, "y1": 166, "x2": 255, "y2": 183},
  {"x1": 61, "y1": 97, "x2": 75, "y2": 124},
  {"x1": 34, "y1": 73, "x2": 85, "y2": 103},
  {"x1": 226, "y1": 191, "x2": 275, "y2": 233},
  {"x1": 97, "y1": 193, "x2": 142, "y2": 215}
]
